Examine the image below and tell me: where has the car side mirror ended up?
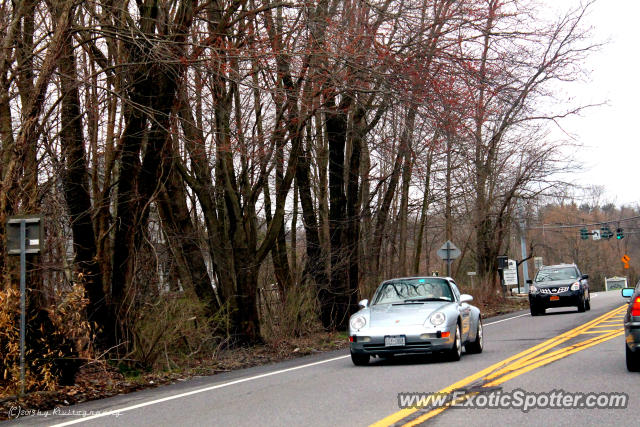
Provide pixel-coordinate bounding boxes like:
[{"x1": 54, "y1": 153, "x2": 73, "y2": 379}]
[
  {"x1": 460, "y1": 294, "x2": 473, "y2": 304},
  {"x1": 621, "y1": 288, "x2": 634, "y2": 299},
  {"x1": 358, "y1": 299, "x2": 369, "y2": 309},
  {"x1": 526, "y1": 279, "x2": 533, "y2": 285},
  {"x1": 581, "y1": 274, "x2": 589, "y2": 280}
]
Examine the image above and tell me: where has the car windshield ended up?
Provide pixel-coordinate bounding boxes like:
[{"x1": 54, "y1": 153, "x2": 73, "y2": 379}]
[
  {"x1": 372, "y1": 278, "x2": 453, "y2": 305},
  {"x1": 535, "y1": 267, "x2": 578, "y2": 282}
]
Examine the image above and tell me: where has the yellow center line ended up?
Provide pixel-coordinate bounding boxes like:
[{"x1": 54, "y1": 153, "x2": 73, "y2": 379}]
[
  {"x1": 404, "y1": 330, "x2": 624, "y2": 426},
  {"x1": 483, "y1": 306, "x2": 625, "y2": 381},
  {"x1": 484, "y1": 330, "x2": 623, "y2": 386},
  {"x1": 370, "y1": 305, "x2": 627, "y2": 427},
  {"x1": 485, "y1": 330, "x2": 622, "y2": 381}
]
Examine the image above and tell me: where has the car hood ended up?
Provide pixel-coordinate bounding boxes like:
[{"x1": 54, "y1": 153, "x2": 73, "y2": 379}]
[
  {"x1": 535, "y1": 279, "x2": 578, "y2": 288},
  {"x1": 368, "y1": 302, "x2": 449, "y2": 326}
]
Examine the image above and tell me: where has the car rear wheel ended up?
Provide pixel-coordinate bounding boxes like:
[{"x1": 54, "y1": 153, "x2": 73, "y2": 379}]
[
  {"x1": 466, "y1": 319, "x2": 483, "y2": 354},
  {"x1": 585, "y1": 297, "x2": 591, "y2": 311},
  {"x1": 350, "y1": 351, "x2": 370, "y2": 366},
  {"x1": 626, "y1": 344, "x2": 640, "y2": 372},
  {"x1": 446, "y1": 324, "x2": 462, "y2": 361}
]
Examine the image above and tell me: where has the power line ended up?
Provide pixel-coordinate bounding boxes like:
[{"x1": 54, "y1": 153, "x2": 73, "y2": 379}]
[{"x1": 526, "y1": 215, "x2": 640, "y2": 230}]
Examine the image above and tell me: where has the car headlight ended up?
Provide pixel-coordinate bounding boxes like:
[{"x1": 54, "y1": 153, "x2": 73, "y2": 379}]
[
  {"x1": 570, "y1": 281, "x2": 580, "y2": 291},
  {"x1": 429, "y1": 312, "x2": 446, "y2": 326},
  {"x1": 529, "y1": 285, "x2": 537, "y2": 293},
  {"x1": 350, "y1": 316, "x2": 366, "y2": 330}
]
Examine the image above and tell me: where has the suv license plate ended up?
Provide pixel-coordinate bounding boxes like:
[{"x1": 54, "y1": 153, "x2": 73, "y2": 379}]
[
  {"x1": 550, "y1": 295, "x2": 559, "y2": 301},
  {"x1": 385, "y1": 335, "x2": 405, "y2": 347}
]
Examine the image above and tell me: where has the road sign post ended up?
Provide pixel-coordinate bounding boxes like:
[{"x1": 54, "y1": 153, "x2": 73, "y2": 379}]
[
  {"x1": 503, "y1": 259, "x2": 518, "y2": 288},
  {"x1": 436, "y1": 241, "x2": 461, "y2": 277},
  {"x1": 6, "y1": 215, "x2": 42, "y2": 396}
]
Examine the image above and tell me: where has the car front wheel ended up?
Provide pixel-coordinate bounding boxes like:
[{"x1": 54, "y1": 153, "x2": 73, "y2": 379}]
[
  {"x1": 577, "y1": 296, "x2": 586, "y2": 312},
  {"x1": 530, "y1": 303, "x2": 544, "y2": 316},
  {"x1": 446, "y1": 324, "x2": 462, "y2": 361},
  {"x1": 350, "y1": 350, "x2": 370, "y2": 366},
  {"x1": 466, "y1": 319, "x2": 483, "y2": 354}
]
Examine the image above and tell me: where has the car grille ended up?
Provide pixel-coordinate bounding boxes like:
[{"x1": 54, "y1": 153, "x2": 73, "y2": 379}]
[{"x1": 540, "y1": 287, "x2": 569, "y2": 294}]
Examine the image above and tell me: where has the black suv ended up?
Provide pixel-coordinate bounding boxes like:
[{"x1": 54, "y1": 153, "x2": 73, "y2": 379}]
[{"x1": 527, "y1": 263, "x2": 590, "y2": 316}]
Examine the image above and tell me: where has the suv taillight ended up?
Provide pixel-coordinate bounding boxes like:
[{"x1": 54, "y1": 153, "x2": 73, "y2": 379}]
[{"x1": 632, "y1": 296, "x2": 640, "y2": 317}]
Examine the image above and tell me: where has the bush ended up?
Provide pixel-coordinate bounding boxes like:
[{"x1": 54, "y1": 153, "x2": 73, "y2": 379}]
[
  {"x1": 126, "y1": 292, "x2": 219, "y2": 371},
  {"x1": 0, "y1": 284, "x2": 88, "y2": 395},
  {"x1": 260, "y1": 282, "x2": 320, "y2": 341}
]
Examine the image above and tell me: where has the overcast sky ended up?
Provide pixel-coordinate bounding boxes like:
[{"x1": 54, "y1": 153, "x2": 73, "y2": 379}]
[{"x1": 550, "y1": 0, "x2": 640, "y2": 207}]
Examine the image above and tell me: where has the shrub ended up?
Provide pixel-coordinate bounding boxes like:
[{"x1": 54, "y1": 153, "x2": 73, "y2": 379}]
[
  {"x1": 0, "y1": 283, "x2": 88, "y2": 395},
  {"x1": 126, "y1": 292, "x2": 218, "y2": 371}
]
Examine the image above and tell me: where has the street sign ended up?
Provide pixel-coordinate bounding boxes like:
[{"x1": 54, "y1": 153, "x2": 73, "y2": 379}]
[
  {"x1": 591, "y1": 230, "x2": 600, "y2": 241},
  {"x1": 502, "y1": 259, "x2": 518, "y2": 286},
  {"x1": 436, "y1": 240, "x2": 461, "y2": 260},
  {"x1": 606, "y1": 277, "x2": 628, "y2": 291},
  {"x1": 622, "y1": 254, "x2": 630, "y2": 269},
  {"x1": 437, "y1": 241, "x2": 460, "y2": 277},
  {"x1": 7, "y1": 216, "x2": 42, "y2": 254},
  {"x1": 6, "y1": 215, "x2": 41, "y2": 396}
]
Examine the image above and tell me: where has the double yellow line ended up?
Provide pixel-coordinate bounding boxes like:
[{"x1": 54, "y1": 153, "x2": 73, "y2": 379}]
[{"x1": 371, "y1": 305, "x2": 627, "y2": 427}]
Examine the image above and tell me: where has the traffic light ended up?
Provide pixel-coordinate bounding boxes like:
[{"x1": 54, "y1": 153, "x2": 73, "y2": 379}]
[
  {"x1": 580, "y1": 228, "x2": 588, "y2": 240},
  {"x1": 616, "y1": 228, "x2": 624, "y2": 239},
  {"x1": 601, "y1": 225, "x2": 613, "y2": 239}
]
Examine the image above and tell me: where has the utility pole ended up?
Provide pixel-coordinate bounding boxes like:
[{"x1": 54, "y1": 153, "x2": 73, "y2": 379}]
[{"x1": 517, "y1": 201, "x2": 530, "y2": 292}]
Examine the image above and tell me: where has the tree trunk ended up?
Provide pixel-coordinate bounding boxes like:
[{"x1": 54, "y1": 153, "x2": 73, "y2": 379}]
[
  {"x1": 370, "y1": 105, "x2": 416, "y2": 281},
  {"x1": 398, "y1": 145, "x2": 413, "y2": 276},
  {"x1": 296, "y1": 133, "x2": 330, "y2": 326},
  {"x1": 345, "y1": 106, "x2": 365, "y2": 317},
  {"x1": 413, "y1": 149, "x2": 433, "y2": 275},
  {"x1": 58, "y1": 25, "x2": 113, "y2": 348},
  {"x1": 326, "y1": 98, "x2": 350, "y2": 329},
  {"x1": 156, "y1": 158, "x2": 219, "y2": 316}
]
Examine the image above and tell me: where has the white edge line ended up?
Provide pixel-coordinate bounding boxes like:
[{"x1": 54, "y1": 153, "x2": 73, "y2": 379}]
[
  {"x1": 51, "y1": 312, "x2": 529, "y2": 426},
  {"x1": 50, "y1": 354, "x2": 349, "y2": 426},
  {"x1": 484, "y1": 313, "x2": 530, "y2": 325}
]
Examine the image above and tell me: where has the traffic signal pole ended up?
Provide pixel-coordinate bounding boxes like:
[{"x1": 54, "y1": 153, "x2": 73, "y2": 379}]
[{"x1": 517, "y1": 201, "x2": 530, "y2": 292}]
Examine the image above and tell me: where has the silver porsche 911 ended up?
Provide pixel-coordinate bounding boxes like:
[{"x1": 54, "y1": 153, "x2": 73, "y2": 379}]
[{"x1": 349, "y1": 276, "x2": 483, "y2": 365}]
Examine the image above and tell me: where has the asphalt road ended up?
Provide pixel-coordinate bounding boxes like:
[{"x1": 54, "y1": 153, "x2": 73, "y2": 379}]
[{"x1": 5, "y1": 290, "x2": 636, "y2": 426}]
